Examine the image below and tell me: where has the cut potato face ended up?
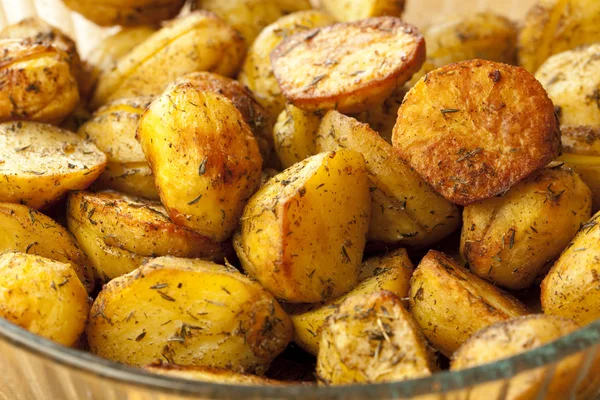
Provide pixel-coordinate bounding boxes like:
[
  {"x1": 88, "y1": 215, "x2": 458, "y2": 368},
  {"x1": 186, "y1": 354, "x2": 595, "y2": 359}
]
[
  {"x1": 461, "y1": 167, "x2": 592, "y2": 290},
  {"x1": 144, "y1": 363, "x2": 286, "y2": 385},
  {"x1": 0, "y1": 252, "x2": 89, "y2": 347},
  {"x1": 409, "y1": 251, "x2": 529, "y2": 356},
  {"x1": 138, "y1": 84, "x2": 263, "y2": 242},
  {"x1": 319, "y1": 0, "x2": 405, "y2": 22},
  {"x1": 393, "y1": 59, "x2": 561, "y2": 205},
  {"x1": 0, "y1": 122, "x2": 106, "y2": 209},
  {"x1": 234, "y1": 150, "x2": 371, "y2": 303},
  {"x1": 316, "y1": 291, "x2": 435, "y2": 385},
  {"x1": 273, "y1": 104, "x2": 322, "y2": 169},
  {"x1": 271, "y1": 17, "x2": 425, "y2": 114},
  {"x1": 87, "y1": 257, "x2": 293, "y2": 373},
  {"x1": 317, "y1": 111, "x2": 460, "y2": 247}
]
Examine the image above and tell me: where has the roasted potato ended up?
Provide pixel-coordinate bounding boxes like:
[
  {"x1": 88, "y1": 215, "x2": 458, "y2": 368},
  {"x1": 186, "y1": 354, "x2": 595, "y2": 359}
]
[
  {"x1": 234, "y1": 150, "x2": 371, "y2": 303},
  {"x1": 239, "y1": 10, "x2": 335, "y2": 118},
  {"x1": 541, "y1": 211, "x2": 600, "y2": 325},
  {"x1": 271, "y1": 17, "x2": 425, "y2": 114},
  {"x1": 0, "y1": 122, "x2": 106, "y2": 209},
  {"x1": 0, "y1": 252, "x2": 89, "y2": 347},
  {"x1": 318, "y1": 0, "x2": 405, "y2": 22},
  {"x1": 67, "y1": 191, "x2": 227, "y2": 281},
  {"x1": 409, "y1": 251, "x2": 529, "y2": 356},
  {"x1": 87, "y1": 257, "x2": 293, "y2": 373},
  {"x1": 558, "y1": 155, "x2": 600, "y2": 212},
  {"x1": 316, "y1": 291, "x2": 435, "y2": 385},
  {"x1": 273, "y1": 104, "x2": 322, "y2": 169},
  {"x1": 393, "y1": 59, "x2": 561, "y2": 206},
  {"x1": 519, "y1": 0, "x2": 600, "y2": 73},
  {"x1": 317, "y1": 111, "x2": 460, "y2": 247},
  {"x1": 62, "y1": 0, "x2": 185, "y2": 27},
  {"x1": 291, "y1": 248, "x2": 414, "y2": 355},
  {"x1": 354, "y1": 86, "x2": 407, "y2": 143},
  {"x1": 145, "y1": 362, "x2": 286, "y2": 385},
  {"x1": 91, "y1": 11, "x2": 245, "y2": 109},
  {"x1": 0, "y1": 39, "x2": 79, "y2": 123},
  {"x1": 138, "y1": 84, "x2": 262, "y2": 242},
  {"x1": 461, "y1": 167, "x2": 592, "y2": 290}
]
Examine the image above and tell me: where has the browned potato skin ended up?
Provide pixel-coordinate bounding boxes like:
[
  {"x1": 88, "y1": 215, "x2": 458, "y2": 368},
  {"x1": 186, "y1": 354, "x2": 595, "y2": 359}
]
[
  {"x1": 316, "y1": 291, "x2": 435, "y2": 385},
  {"x1": 461, "y1": 167, "x2": 592, "y2": 290},
  {"x1": 271, "y1": 17, "x2": 425, "y2": 114},
  {"x1": 409, "y1": 251, "x2": 529, "y2": 356},
  {"x1": 145, "y1": 362, "x2": 287, "y2": 385},
  {"x1": 393, "y1": 59, "x2": 561, "y2": 206}
]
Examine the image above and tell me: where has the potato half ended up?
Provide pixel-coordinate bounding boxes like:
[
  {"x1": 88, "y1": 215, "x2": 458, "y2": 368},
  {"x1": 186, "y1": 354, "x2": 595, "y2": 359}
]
[
  {"x1": 393, "y1": 59, "x2": 561, "y2": 205},
  {"x1": 409, "y1": 251, "x2": 529, "y2": 356},
  {"x1": 316, "y1": 291, "x2": 435, "y2": 385},
  {"x1": 271, "y1": 17, "x2": 425, "y2": 114},
  {"x1": 0, "y1": 252, "x2": 89, "y2": 347},
  {"x1": 0, "y1": 122, "x2": 106, "y2": 209},
  {"x1": 87, "y1": 257, "x2": 293, "y2": 373},
  {"x1": 145, "y1": 363, "x2": 286, "y2": 385},
  {"x1": 273, "y1": 104, "x2": 322, "y2": 169},
  {"x1": 319, "y1": 0, "x2": 405, "y2": 22},
  {"x1": 234, "y1": 150, "x2": 371, "y2": 303}
]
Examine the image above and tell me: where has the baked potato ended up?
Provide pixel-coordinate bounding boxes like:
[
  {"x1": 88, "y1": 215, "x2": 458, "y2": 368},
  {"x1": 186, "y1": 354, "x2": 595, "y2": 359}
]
[
  {"x1": 0, "y1": 252, "x2": 89, "y2": 347},
  {"x1": 461, "y1": 166, "x2": 592, "y2": 290},
  {"x1": 137, "y1": 84, "x2": 263, "y2": 242},
  {"x1": 271, "y1": 17, "x2": 425, "y2": 114},
  {"x1": 317, "y1": 111, "x2": 460, "y2": 247},
  {"x1": 558, "y1": 139, "x2": 600, "y2": 212},
  {"x1": 234, "y1": 150, "x2": 371, "y2": 303},
  {"x1": 354, "y1": 86, "x2": 407, "y2": 143},
  {"x1": 393, "y1": 59, "x2": 561, "y2": 205},
  {"x1": 318, "y1": 0, "x2": 405, "y2": 22},
  {"x1": 273, "y1": 104, "x2": 322, "y2": 169},
  {"x1": 67, "y1": 191, "x2": 227, "y2": 281},
  {"x1": 316, "y1": 291, "x2": 435, "y2": 385},
  {"x1": 0, "y1": 121, "x2": 106, "y2": 209},
  {"x1": 87, "y1": 256, "x2": 293, "y2": 373},
  {"x1": 409, "y1": 251, "x2": 529, "y2": 356},
  {"x1": 145, "y1": 362, "x2": 286, "y2": 385},
  {"x1": 91, "y1": 11, "x2": 245, "y2": 109}
]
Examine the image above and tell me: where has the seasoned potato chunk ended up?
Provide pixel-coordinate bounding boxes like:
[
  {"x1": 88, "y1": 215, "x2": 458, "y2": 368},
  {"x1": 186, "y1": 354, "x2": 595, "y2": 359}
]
[
  {"x1": 354, "y1": 87, "x2": 407, "y2": 143},
  {"x1": 145, "y1": 363, "x2": 286, "y2": 385},
  {"x1": 91, "y1": 11, "x2": 245, "y2": 108},
  {"x1": 234, "y1": 150, "x2": 371, "y2": 303},
  {"x1": 239, "y1": 11, "x2": 335, "y2": 118},
  {"x1": 0, "y1": 122, "x2": 106, "y2": 209},
  {"x1": 558, "y1": 152, "x2": 600, "y2": 212},
  {"x1": 409, "y1": 251, "x2": 529, "y2": 356},
  {"x1": 291, "y1": 248, "x2": 413, "y2": 355},
  {"x1": 316, "y1": 291, "x2": 435, "y2": 385},
  {"x1": 273, "y1": 104, "x2": 322, "y2": 169},
  {"x1": 67, "y1": 191, "x2": 226, "y2": 281},
  {"x1": 317, "y1": 111, "x2": 460, "y2": 247},
  {"x1": 319, "y1": 0, "x2": 405, "y2": 22},
  {"x1": 461, "y1": 167, "x2": 592, "y2": 290},
  {"x1": 271, "y1": 17, "x2": 425, "y2": 114},
  {"x1": 393, "y1": 60, "x2": 561, "y2": 205},
  {"x1": 87, "y1": 257, "x2": 293, "y2": 373},
  {"x1": 138, "y1": 84, "x2": 262, "y2": 242},
  {"x1": 0, "y1": 252, "x2": 89, "y2": 347}
]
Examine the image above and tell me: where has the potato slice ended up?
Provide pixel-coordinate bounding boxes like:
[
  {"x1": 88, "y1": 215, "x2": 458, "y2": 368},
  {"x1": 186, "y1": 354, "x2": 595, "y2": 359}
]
[
  {"x1": 67, "y1": 191, "x2": 227, "y2": 281},
  {"x1": 273, "y1": 104, "x2": 322, "y2": 169},
  {"x1": 91, "y1": 11, "x2": 245, "y2": 108},
  {"x1": 145, "y1": 363, "x2": 286, "y2": 385},
  {"x1": 319, "y1": 0, "x2": 405, "y2": 22},
  {"x1": 234, "y1": 150, "x2": 371, "y2": 303},
  {"x1": 290, "y1": 248, "x2": 413, "y2": 355},
  {"x1": 87, "y1": 257, "x2": 293, "y2": 373},
  {"x1": 461, "y1": 166, "x2": 592, "y2": 290},
  {"x1": 316, "y1": 291, "x2": 435, "y2": 385},
  {"x1": 0, "y1": 252, "x2": 89, "y2": 347},
  {"x1": 409, "y1": 251, "x2": 529, "y2": 356},
  {"x1": 317, "y1": 111, "x2": 460, "y2": 247},
  {"x1": 393, "y1": 59, "x2": 561, "y2": 205},
  {"x1": 271, "y1": 17, "x2": 425, "y2": 114},
  {"x1": 138, "y1": 84, "x2": 262, "y2": 242},
  {"x1": 0, "y1": 122, "x2": 106, "y2": 209}
]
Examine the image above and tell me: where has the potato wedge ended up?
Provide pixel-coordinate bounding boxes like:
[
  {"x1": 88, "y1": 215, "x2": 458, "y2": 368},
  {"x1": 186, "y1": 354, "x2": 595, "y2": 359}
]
[
  {"x1": 271, "y1": 17, "x2": 425, "y2": 114},
  {"x1": 291, "y1": 248, "x2": 414, "y2": 355},
  {"x1": 67, "y1": 191, "x2": 227, "y2": 281},
  {"x1": 409, "y1": 251, "x2": 529, "y2": 356},
  {"x1": 138, "y1": 84, "x2": 262, "y2": 242},
  {"x1": 145, "y1": 362, "x2": 286, "y2": 385},
  {"x1": 234, "y1": 150, "x2": 371, "y2": 303},
  {"x1": 354, "y1": 86, "x2": 407, "y2": 143},
  {"x1": 317, "y1": 111, "x2": 460, "y2": 247},
  {"x1": 91, "y1": 11, "x2": 245, "y2": 109},
  {"x1": 0, "y1": 252, "x2": 89, "y2": 347},
  {"x1": 461, "y1": 166, "x2": 592, "y2": 290},
  {"x1": 393, "y1": 59, "x2": 561, "y2": 205},
  {"x1": 0, "y1": 122, "x2": 106, "y2": 209},
  {"x1": 273, "y1": 104, "x2": 322, "y2": 169},
  {"x1": 316, "y1": 291, "x2": 435, "y2": 385},
  {"x1": 87, "y1": 257, "x2": 293, "y2": 373},
  {"x1": 238, "y1": 11, "x2": 335, "y2": 118},
  {"x1": 319, "y1": 0, "x2": 405, "y2": 22}
]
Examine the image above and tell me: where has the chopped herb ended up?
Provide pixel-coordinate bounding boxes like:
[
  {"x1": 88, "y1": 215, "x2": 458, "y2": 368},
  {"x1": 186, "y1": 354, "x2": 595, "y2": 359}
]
[
  {"x1": 150, "y1": 283, "x2": 168, "y2": 290},
  {"x1": 457, "y1": 148, "x2": 483, "y2": 162},
  {"x1": 441, "y1": 108, "x2": 460, "y2": 114},
  {"x1": 341, "y1": 245, "x2": 351, "y2": 263},
  {"x1": 188, "y1": 194, "x2": 203, "y2": 205},
  {"x1": 198, "y1": 158, "x2": 208, "y2": 176},
  {"x1": 306, "y1": 74, "x2": 327, "y2": 88},
  {"x1": 135, "y1": 331, "x2": 146, "y2": 342},
  {"x1": 25, "y1": 241, "x2": 37, "y2": 253},
  {"x1": 157, "y1": 290, "x2": 175, "y2": 302}
]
